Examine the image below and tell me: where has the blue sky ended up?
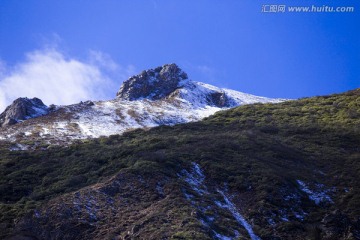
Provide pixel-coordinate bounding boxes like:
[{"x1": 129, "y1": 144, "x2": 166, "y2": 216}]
[{"x1": 0, "y1": 0, "x2": 359, "y2": 110}]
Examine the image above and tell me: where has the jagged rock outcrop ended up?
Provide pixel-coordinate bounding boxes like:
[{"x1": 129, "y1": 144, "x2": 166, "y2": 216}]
[
  {"x1": 116, "y1": 63, "x2": 188, "y2": 101},
  {"x1": 0, "y1": 97, "x2": 48, "y2": 127},
  {"x1": 116, "y1": 63, "x2": 233, "y2": 107}
]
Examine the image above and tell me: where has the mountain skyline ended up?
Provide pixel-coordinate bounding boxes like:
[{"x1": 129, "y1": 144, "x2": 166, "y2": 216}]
[{"x1": 1, "y1": 1, "x2": 359, "y2": 112}]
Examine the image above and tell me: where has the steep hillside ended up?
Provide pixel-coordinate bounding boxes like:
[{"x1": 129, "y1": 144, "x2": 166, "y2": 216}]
[{"x1": 0, "y1": 89, "x2": 359, "y2": 239}]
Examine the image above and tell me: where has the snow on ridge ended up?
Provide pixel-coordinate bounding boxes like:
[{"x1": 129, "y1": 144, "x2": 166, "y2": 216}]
[
  {"x1": 67, "y1": 98, "x2": 192, "y2": 138},
  {"x1": 179, "y1": 79, "x2": 286, "y2": 108},
  {"x1": 70, "y1": 84, "x2": 237, "y2": 139},
  {"x1": 223, "y1": 88, "x2": 285, "y2": 105}
]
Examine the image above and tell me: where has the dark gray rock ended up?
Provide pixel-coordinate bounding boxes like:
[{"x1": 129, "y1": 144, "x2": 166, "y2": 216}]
[
  {"x1": 0, "y1": 97, "x2": 49, "y2": 127},
  {"x1": 116, "y1": 63, "x2": 188, "y2": 101},
  {"x1": 207, "y1": 91, "x2": 231, "y2": 108},
  {"x1": 80, "y1": 100, "x2": 94, "y2": 106}
]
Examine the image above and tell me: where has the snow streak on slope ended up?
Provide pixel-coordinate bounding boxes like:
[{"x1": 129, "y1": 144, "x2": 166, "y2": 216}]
[
  {"x1": 297, "y1": 180, "x2": 333, "y2": 205},
  {"x1": 179, "y1": 162, "x2": 260, "y2": 240},
  {"x1": 216, "y1": 190, "x2": 261, "y2": 240}
]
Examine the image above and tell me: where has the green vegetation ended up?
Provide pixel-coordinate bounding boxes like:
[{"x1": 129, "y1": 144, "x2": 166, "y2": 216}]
[{"x1": 0, "y1": 89, "x2": 359, "y2": 239}]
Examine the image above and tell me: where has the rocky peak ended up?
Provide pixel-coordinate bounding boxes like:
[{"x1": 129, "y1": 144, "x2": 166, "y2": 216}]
[
  {"x1": 0, "y1": 97, "x2": 49, "y2": 127},
  {"x1": 116, "y1": 63, "x2": 188, "y2": 101}
]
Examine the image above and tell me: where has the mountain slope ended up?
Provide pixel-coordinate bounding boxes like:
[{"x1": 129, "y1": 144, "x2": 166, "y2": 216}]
[
  {"x1": 1, "y1": 88, "x2": 359, "y2": 239},
  {"x1": 0, "y1": 64, "x2": 284, "y2": 147}
]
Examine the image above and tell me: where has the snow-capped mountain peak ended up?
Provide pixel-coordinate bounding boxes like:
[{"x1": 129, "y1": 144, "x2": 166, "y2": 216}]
[{"x1": 0, "y1": 64, "x2": 287, "y2": 147}]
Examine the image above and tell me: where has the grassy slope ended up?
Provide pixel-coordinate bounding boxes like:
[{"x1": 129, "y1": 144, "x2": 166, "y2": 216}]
[{"x1": 0, "y1": 89, "x2": 359, "y2": 239}]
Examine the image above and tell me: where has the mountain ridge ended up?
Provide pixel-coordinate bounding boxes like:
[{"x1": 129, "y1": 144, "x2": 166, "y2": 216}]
[{"x1": 0, "y1": 64, "x2": 286, "y2": 148}]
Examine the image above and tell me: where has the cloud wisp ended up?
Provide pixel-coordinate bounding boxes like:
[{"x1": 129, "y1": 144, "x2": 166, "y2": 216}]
[{"x1": 0, "y1": 49, "x2": 135, "y2": 112}]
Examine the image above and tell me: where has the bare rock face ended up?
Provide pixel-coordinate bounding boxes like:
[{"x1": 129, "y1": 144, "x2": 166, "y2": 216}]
[
  {"x1": 0, "y1": 98, "x2": 49, "y2": 127},
  {"x1": 207, "y1": 91, "x2": 231, "y2": 108},
  {"x1": 116, "y1": 63, "x2": 188, "y2": 101},
  {"x1": 116, "y1": 63, "x2": 232, "y2": 107}
]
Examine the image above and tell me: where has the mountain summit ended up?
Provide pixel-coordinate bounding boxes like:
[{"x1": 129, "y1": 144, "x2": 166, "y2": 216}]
[
  {"x1": 117, "y1": 64, "x2": 275, "y2": 108},
  {"x1": 0, "y1": 64, "x2": 286, "y2": 147},
  {"x1": 117, "y1": 63, "x2": 188, "y2": 101}
]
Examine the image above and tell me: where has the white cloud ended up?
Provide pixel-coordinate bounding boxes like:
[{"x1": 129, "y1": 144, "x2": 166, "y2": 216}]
[
  {"x1": 88, "y1": 50, "x2": 119, "y2": 72},
  {"x1": 0, "y1": 48, "x2": 136, "y2": 112}
]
